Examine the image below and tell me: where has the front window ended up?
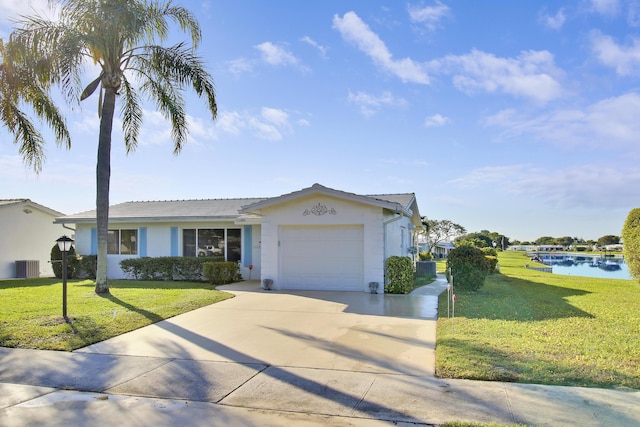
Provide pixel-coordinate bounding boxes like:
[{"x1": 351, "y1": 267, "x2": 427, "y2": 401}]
[
  {"x1": 108, "y1": 229, "x2": 138, "y2": 255},
  {"x1": 182, "y1": 228, "x2": 240, "y2": 261}
]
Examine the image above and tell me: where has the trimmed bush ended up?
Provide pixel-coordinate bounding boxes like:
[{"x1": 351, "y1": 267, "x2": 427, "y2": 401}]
[
  {"x1": 76, "y1": 255, "x2": 97, "y2": 279},
  {"x1": 50, "y1": 244, "x2": 78, "y2": 279},
  {"x1": 419, "y1": 251, "x2": 433, "y2": 261},
  {"x1": 120, "y1": 256, "x2": 224, "y2": 281},
  {"x1": 622, "y1": 208, "x2": 640, "y2": 283},
  {"x1": 203, "y1": 262, "x2": 241, "y2": 285},
  {"x1": 385, "y1": 256, "x2": 414, "y2": 294},
  {"x1": 446, "y1": 245, "x2": 489, "y2": 291}
]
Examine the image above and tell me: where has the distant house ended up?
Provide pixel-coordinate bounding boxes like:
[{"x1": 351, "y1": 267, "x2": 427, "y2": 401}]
[
  {"x1": 55, "y1": 184, "x2": 424, "y2": 292},
  {"x1": 0, "y1": 199, "x2": 66, "y2": 279},
  {"x1": 433, "y1": 241, "x2": 455, "y2": 258},
  {"x1": 418, "y1": 241, "x2": 455, "y2": 258}
]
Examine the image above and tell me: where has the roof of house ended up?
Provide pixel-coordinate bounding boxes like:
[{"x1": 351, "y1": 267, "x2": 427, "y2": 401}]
[
  {"x1": 54, "y1": 184, "x2": 421, "y2": 224},
  {"x1": 0, "y1": 199, "x2": 64, "y2": 216}
]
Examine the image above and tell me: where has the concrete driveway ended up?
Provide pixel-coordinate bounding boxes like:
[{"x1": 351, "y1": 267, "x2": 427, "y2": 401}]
[
  {"x1": 76, "y1": 281, "x2": 443, "y2": 377},
  {"x1": 3, "y1": 278, "x2": 639, "y2": 426}
]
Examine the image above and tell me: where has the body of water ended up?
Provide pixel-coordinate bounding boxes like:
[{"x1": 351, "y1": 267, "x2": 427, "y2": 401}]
[{"x1": 534, "y1": 253, "x2": 633, "y2": 280}]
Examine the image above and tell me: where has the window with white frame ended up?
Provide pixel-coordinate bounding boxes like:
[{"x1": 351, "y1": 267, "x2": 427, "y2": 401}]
[
  {"x1": 182, "y1": 228, "x2": 241, "y2": 262},
  {"x1": 108, "y1": 229, "x2": 138, "y2": 255}
]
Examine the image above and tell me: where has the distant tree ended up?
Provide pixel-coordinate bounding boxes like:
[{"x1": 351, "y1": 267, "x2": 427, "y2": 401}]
[
  {"x1": 597, "y1": 235, "x2": 620, "y2": 246},
  {"x1": 556, "y1": 236, "x2": 575, "y2": 247},
  {"x1": 423, "y1": 219, "x2": 466, "y2": 254},
  {"x1": 535, "y1": 236, "x2": 556, "y2": 245},
  {"x1": 622, "y1": 208, "x2": 640, "y2": 282},
  {"x1": 456, "y1": 230, "x2": 510, "y2": 249}
]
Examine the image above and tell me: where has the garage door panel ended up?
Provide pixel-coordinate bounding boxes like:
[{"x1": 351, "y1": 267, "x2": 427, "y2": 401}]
[{"x1": 280, "y1": 225, "x2": 363, "y2": 291}]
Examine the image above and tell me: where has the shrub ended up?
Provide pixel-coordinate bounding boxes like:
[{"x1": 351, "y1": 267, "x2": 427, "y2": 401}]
[
  {"x1": 50, "y1": 244, "x2": 78, "y2": 279},
  {"x1": 484, "y1": 255, "x2": 498, "y2": 273},
  {"x1": 120, "y1": 257, "x2": 224, "y2": 281},
  {"x1": 446, "y1": 246, "x2": 489, "y2": 292},
  {"x1": 419, "y1": 251, "x2": 433, "y2": 261},
  {"x1": 622, "y1": 208, "x2": 640, "y2": 282},
  {"x1": 203, "y1": 262, "x2": 241, "y2": 286},
  {"x1": 481, "y1": 247, "x2": 497, "y2": 257},
  {"x1": 385, "y1": 256, "x2": 414, "y2": 294},
  {"x1": 76, "y1": 255, "x2": 97, "y2": 279}
]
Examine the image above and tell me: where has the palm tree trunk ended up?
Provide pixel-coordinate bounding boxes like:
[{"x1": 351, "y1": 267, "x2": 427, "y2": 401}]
[{"x1": 94, "y1": 87, "x2": 117, "y2": 294}]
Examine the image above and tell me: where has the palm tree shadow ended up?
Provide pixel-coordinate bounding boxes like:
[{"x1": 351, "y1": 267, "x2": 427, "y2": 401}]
[
  {"x1": 453, "y1": 274, "x2": 595, "y2": 321},
  {"x1": 97, "y1": 293, "x2": 163, "y2": 323}
]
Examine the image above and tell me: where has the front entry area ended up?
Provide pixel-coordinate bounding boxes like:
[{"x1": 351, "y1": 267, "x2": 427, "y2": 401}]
[{"x1": 279, "y1": 225, "x2": 364, "y2": 291}]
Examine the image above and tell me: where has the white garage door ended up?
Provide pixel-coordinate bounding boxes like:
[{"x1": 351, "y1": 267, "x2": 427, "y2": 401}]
[{"x1": 280, "y1": 225, "x2": 364, "y2": 291}]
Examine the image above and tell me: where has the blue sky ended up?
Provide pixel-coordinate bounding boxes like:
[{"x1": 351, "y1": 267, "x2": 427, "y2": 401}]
[{"x1": 2, "y1": 0, "x2": 639, "y2": 242}]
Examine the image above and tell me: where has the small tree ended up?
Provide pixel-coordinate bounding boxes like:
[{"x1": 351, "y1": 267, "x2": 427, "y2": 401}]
[
  {"x1": 446, "y1": 245, "x2": 489, "y2": 292},
  {"x1": 622, "y1": 208, "x2": 640, "y2": 282},
  {"x1": 597, "y1": 235, "x2": 620, "y2": 247},
  {"x1": 422, "y1": 218, "x2": 466, "y2": 255}
]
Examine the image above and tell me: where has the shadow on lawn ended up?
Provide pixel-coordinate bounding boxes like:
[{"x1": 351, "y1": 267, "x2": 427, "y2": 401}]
[
  {"x1": 76, "y1": 279, "x2": 218, "y2": 291},
  {"x1": 450, "y1": 274, "x2": 595, "y2": 321},
  {"x1": 97, "y1": 293, "x2": 163, "y2": 323},
  {"x1": 436, "y1": 336, "x2": 640, "y2": 389}
]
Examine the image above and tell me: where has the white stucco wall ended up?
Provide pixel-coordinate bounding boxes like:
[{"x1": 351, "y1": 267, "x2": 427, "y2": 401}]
[
  {"x1": 258, "y1": 194, "x2": 385, "y2": 292},
  {"x1": 383, "y1": 213, "x2": 414, "y2": 259},
  {"x1": 0, "y1": 204, "x2": 66, "y2": 279}
]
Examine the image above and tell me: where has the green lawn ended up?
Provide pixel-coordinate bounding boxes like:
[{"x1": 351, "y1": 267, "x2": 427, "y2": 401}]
[
  {"x1": 0, "y1": 278, "x2": 233, "y2": 351},
  {"x1": 436, "y1": 251, "x2": 640, "y2": 389}
]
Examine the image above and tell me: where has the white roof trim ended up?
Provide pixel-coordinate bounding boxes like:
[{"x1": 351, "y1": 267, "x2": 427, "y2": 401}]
[{"x1": 241, "y1": 183, "x2": 409, "y2": 215}]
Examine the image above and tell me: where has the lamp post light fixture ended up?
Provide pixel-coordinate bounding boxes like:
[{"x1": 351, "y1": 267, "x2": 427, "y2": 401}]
[{"x1": 56, "y1": 235, "x2": 74, "y2": 322}]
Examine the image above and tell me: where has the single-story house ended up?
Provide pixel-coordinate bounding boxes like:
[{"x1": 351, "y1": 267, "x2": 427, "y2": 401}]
[
  {"x1": 0, "y1": 199, "x2": 67, "y2": 279},
  {"x1": 418, "y1": 241, "x2": 455, "y2": 258},
  {"x1": 55, "y1": 184, "x2": 423, "y2": 292}
]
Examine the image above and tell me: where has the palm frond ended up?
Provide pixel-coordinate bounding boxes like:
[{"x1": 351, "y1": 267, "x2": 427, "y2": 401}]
[{"x1": 120, "y1": 76, "x2": 143, "y2": 153}]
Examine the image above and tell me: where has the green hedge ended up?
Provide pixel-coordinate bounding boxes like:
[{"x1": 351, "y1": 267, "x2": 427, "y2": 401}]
[
  {"x1": 120, "y1": 256, "x2": 224, "y2": 281},
  {"x1": 385, "y1": 256, "x2": 414, "y2": 294},
  {"x1": 203, "y1": 262, "x2": 242, "y2": 285}
]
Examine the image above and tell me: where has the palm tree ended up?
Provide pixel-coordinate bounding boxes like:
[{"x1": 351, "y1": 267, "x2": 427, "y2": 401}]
[
  {"x1": 0, "y1": 40, "x2": 71, "y2": 172},
  {"x1": 7, "y1": 0, "x2": 217, "y2": 294}
]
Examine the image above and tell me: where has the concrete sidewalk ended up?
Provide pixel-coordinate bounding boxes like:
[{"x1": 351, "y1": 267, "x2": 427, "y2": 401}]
[{"x1": 1, "y1": 278, "x2": 639, "y2": 426}]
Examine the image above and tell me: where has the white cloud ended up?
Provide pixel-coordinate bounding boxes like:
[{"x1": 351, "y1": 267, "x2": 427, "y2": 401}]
[
  {"x1": 226, "y1": 58, "x2": 254, "y2": 75},
  {"x1": 213, "y1": 107, "x2": 294, "y2": 141},
  {"x1": 588, "y1": 0, "x2": 620, "y2": 16},
  {"x1": 424, "y1": 113, "x2": 451, "y2": 127},
  {"x1": 408, "y1": 1, "x2": 450, "y2": 31},
  {"x1": 590, "y1": 30, "x2": 640, "y2": 76},
  {"x1": 431, "y1": 49, "x2": 565, "y2": 103},
  {"x1": 255, "y1": 41, "x2": 299, "y2": 67},
  {"x1": 450, "y1": 164, "x2": 640, "y2": 210},
  {"x1": 484, "y1": 92, "x2": 640, "y2": 147},
  {"x1": 332, "y1": 11, "x2": 430, "y2": 85},
  {"x1": 347, "y1": 90, "x2": 407, "y2": 117},
  {"x1": 540, "y1": 8, "x2": 566, "y2": 30},
  {"x1": 300, "y1": 36, "x2": 328, "y2": 58}
]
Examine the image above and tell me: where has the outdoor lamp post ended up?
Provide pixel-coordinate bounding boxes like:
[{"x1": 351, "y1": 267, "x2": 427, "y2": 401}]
[{"x1": 56, "y1": 235, "x2": 74, "y2": 322}]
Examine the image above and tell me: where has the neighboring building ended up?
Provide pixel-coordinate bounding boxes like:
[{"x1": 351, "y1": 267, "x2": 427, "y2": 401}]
[
  {"x1": 55, "y1": 184, "x2": 423, "y2": 292},
  {"x1": 433, "y1": 241, "x2": 455, "y2": 258},
  {"x1": 0, "y1": 199, "x2": 66, "y2": 279},
  {"x1": 418, "y1": 241, "x2": 455, "y2": 258}
]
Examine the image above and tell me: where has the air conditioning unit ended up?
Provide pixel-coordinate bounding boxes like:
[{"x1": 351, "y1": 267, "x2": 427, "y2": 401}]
[{"x1": 16, "y1": 260, "x2": 40, "y2": 278}]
